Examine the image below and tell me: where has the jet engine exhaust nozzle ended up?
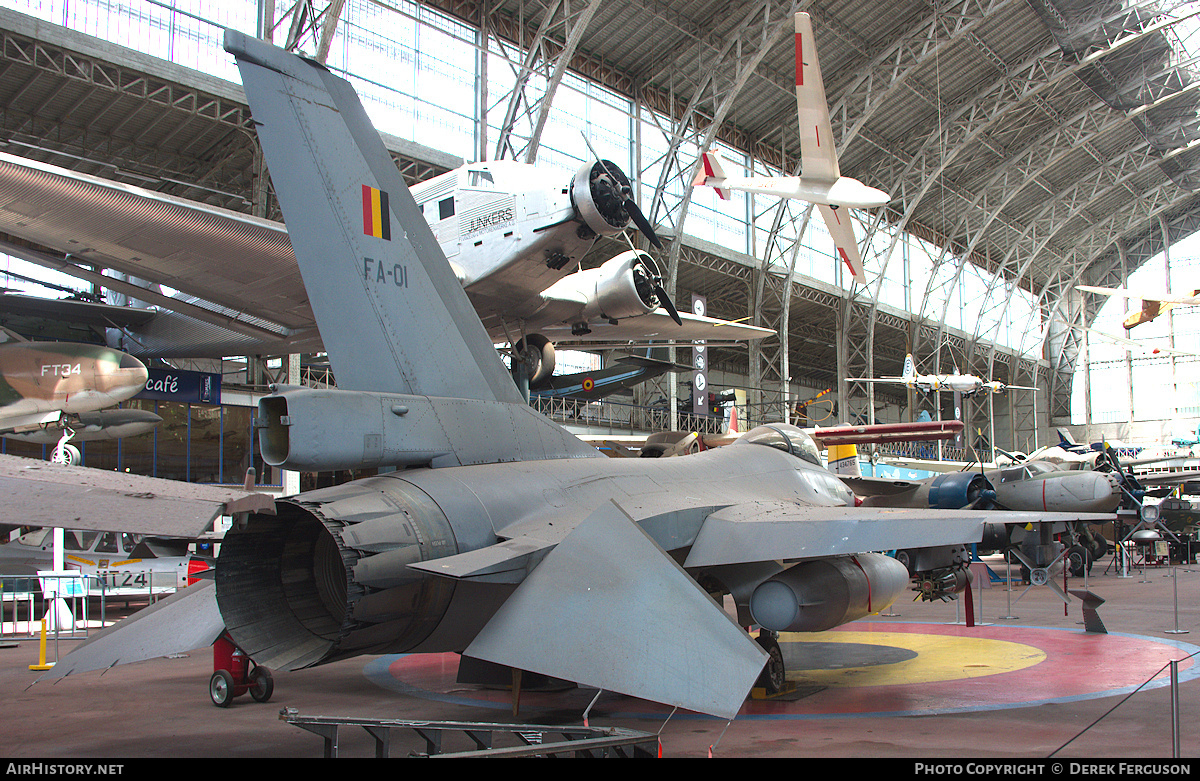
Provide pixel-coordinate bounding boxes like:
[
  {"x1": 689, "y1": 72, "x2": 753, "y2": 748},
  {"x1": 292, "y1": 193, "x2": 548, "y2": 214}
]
[{"x1": 215, "y1": 477, "x2": 461, "y2": 671}]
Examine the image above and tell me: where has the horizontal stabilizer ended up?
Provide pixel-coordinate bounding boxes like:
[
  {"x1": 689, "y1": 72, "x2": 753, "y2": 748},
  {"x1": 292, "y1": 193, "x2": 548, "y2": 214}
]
[
  {"x1": 464, "y1": 500, "x2": 766, "y2": 719},
  {"x1": 0, "y1": 453, "x2": 273, "y2": 538},
  {"x1": 693, "y1": 152, "x2": 732, "y2": 199},
  {"x1": 39, "y1": 581, "x2": 224, "y2": 681}
]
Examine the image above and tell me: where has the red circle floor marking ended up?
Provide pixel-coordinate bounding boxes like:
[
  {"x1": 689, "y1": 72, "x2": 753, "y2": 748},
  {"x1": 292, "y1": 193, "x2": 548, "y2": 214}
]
[{"x1": 365, "y1": 622, "x2": 1199, "y2": 719}]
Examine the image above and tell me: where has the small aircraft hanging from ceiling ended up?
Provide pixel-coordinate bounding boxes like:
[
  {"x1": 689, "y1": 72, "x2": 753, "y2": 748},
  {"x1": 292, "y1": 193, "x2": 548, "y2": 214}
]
[
  {"x1": 691, "y1": 12, "x2": 890, "y2": 286},
  {"x1": 1076, "y1": 284, "x2": 1200, "y2": 329},
  {"x1": 0, "y1": 326, "x2": 157, "y2": 464},
  {"x1": 528, "y1": 347, "x2": 692, "y2": 402},
  {"x1": 847, "y1": 353, "x2": 1038, "y2": 397}
]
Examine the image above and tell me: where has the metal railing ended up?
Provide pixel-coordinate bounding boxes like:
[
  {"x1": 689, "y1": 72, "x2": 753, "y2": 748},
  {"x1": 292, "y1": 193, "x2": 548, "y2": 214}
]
[
  {"x1": 1, "y1": 572, "x2": 91, "y2": 641},
  {"x1": 0, "y1": 570, "x2": 182, "y2": 640},
  {"x1": 529, "y1": 394, "x2": 728, "y2": 437}
]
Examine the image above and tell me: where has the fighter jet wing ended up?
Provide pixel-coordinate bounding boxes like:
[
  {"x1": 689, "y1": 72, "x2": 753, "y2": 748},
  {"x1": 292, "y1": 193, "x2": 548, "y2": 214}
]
[
  {"x1": 38, "y1": 580, "x2": 224, "y2": 681},
  {"x1": 687, "y1": 503, "x2": 1117, "y2": 569},
  {"x1": 838, "y1": 475, "x2": 923, "y2": 496},
  {"x1": 462, "y1": 501, "x2": 767, "y2": 719},
  {"x1": 818, "y1": 203, "x2": 867, "y2": 285},
  {"x1": 0, "y1": 453, "x2": 274, "y2": 538},
  {"x1": 684, "y1": 503, "x2": 988, "y2": 567}
]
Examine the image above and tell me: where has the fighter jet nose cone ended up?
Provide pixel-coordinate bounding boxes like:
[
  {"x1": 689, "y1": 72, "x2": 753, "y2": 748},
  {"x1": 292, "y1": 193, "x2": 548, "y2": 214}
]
[
  {"x1": 103, "y1": 350, "x2": 149, "y2": 400},
  {"x1": 119, "y1": 352, "x2": 146, "y2": 372}
]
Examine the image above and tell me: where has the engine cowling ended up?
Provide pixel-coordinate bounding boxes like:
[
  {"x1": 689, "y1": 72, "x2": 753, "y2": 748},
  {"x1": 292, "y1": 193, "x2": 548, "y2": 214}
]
[
  {"x1": 927, "y1": 471, "x2": 994, "y2": 509},
  {"x1": 570, "y1": 159, "x2": 634, "y2": 238},
  {"x1": 580, "y1": 249, "x2": 663, "y2": 322}
]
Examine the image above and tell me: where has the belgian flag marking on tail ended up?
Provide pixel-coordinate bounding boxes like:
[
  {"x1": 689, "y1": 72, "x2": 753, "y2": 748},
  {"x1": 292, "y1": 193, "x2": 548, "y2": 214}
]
[{"x1": 362, "y1": 184, "x2": 391, "y2": 240}]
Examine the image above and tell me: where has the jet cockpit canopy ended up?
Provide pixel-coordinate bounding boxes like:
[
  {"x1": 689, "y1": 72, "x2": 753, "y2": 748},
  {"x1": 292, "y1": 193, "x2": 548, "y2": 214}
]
[{"x1": 733, "y1": 423, "x2": 822, "y2": 467}]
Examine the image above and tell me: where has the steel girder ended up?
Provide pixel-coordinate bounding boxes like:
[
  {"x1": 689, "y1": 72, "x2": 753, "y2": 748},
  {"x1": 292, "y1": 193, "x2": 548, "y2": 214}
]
[
  {"x1": 973, "y1": 125, "x2": 1198, "y2": 383},
  {"x1": 0, "y1": 24, "x2": 259, "y2": 211},
  {"x1": 267, "y1": 0, "x2": 349, "y2": 63},
  {"x1": 833, "y1": 5, "x2": 1191, "y2": 438},
  {"x1": 1036, "y1": 178, "x2": 1200, "y2": 421},
  {"x1": 486, "y1": 0, "x2": 605, "y2": 163},
  {"x1": 641, "y1": 0, "x2": 803, "y2": 299}
]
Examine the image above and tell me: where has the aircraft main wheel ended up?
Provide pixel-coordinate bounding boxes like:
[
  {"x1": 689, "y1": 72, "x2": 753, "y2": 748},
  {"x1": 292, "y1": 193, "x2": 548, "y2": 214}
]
[
  {"x1": 1067, "y1": 545, "x2": 1091, "y2": 577},
  {"x1": 210, "y1": 669, "x2": 235, "y2": 707},
  {"x1": 513, "y1": 334, "x2": 555, "y2": 386},
  {"x1": 50, "y1": 443, "x2": 81, "y2": 466},
  {"x1": 754, "y1": 634, "x2": 786, "y2": 695},
  {"x1": 249, "y1": 666, "x2": 274, "y2": 703}
]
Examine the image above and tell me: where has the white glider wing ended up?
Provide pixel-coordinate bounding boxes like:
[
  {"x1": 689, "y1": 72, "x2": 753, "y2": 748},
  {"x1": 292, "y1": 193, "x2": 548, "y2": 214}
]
[
  {"x1": 818, "y1": 202, "x2": 866, "y2": 285},
  {"x1": 795, "y1": 12, "x2": 839, "y2": 182}
]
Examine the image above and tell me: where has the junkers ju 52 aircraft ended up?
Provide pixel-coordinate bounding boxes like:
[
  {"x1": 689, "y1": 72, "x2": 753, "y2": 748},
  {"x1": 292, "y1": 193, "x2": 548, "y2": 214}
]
[
  {"x1": 45, "y1": 33, "x2": 1108, "y2": 719},
  {"x1": 0, "y1": 325, "x2": 157, "y2": 464},
  {"x1": 692, "y1": 13, "x2": 890, "y2": 286},
  {"x1": 0, "y1": 125, "x2": 768, "y2": 394}
]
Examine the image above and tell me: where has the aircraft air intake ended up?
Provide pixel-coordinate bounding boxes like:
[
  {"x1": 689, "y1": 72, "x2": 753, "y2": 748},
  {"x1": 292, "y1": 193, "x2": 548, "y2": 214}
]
[{"x1": 216, "y1": 476, "x2": 462, "y2": 671}]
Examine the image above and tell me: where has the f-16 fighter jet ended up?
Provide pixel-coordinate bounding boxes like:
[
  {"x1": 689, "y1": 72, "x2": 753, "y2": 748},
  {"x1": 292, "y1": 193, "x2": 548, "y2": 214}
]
[{"x1": 44, "y1": 33, "x2": 1108, "y2": 719}]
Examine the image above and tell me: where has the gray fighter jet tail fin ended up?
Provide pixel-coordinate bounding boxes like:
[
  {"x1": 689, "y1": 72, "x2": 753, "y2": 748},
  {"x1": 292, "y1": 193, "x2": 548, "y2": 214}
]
[{"x1": 224, "y1": 31, "x2": 521, "y2": 403}]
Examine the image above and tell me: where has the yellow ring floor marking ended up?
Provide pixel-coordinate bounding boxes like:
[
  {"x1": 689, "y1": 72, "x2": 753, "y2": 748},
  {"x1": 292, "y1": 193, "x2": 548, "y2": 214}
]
[{"x1": 779, "y1": 631, "x2": 1046, "y2": 687}]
